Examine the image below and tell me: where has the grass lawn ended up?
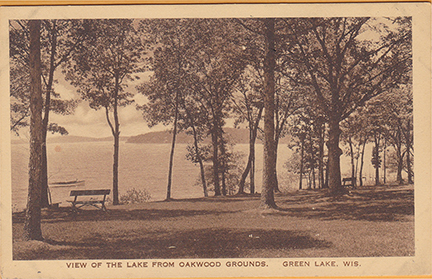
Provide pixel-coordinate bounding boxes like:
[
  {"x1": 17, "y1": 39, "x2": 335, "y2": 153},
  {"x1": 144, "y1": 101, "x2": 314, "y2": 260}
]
[{"x1": 12, "y1": 184, "x2": 414, "y2": 260}]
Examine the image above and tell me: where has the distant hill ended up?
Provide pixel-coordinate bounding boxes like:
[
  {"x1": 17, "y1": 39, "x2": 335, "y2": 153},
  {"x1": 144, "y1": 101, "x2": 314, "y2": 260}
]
[
  {"x1": 12, "y1": 128, "x2": 290, "y2": 145},
  {"x1": 126, "y1": 130, "x2": 195, "y2": 144},
  {"x1": 127, "y1": 128, "x2": 291, "y2": 145}
]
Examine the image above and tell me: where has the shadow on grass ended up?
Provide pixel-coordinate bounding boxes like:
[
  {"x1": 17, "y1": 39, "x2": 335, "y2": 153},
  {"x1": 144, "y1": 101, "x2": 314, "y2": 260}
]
[
  {"x1": 13, "y1": 208, "x2": 238, "y2": 224},
  {"x1": 165, "y1": 195, "x2": 260, "y2": 203},
  {"x1": 276, "y1": 187, "x2": 414, "y2": 222},
  {"x1": 16, "y1": 228, "x2": 332, "y2": 260}
]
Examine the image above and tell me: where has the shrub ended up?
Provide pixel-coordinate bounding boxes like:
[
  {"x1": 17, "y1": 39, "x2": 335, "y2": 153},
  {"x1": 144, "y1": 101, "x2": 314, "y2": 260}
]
[{"x1": 120, "y1": 188, "x2": 151, "y2": 204}]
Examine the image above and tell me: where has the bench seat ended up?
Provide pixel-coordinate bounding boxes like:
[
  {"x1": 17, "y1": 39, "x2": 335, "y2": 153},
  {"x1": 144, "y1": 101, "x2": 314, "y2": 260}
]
[{"x1": 68, "y1": 189, "x2": 110, "y2": 211}]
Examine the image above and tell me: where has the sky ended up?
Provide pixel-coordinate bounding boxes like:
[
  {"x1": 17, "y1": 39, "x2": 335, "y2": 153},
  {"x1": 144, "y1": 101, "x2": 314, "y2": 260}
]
[
  {"x1": 53, "y1": 72, "x2": 169, "y2": 138},
  {"x1": 13, "y1": 71, "x2": 169, "y2": 140}
]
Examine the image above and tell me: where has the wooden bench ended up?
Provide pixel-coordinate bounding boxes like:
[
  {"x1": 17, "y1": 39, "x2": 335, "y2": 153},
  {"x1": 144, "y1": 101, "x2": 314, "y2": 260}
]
[
  {"x1": 68, "y1": 189, "x2": 110, "y2": 212},
  {"x1": 342, "y1": 177, "x2": 356, "y2": 187}
]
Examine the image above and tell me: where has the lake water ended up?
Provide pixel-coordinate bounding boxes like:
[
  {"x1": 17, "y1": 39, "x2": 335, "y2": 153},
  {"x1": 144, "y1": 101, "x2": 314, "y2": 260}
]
[
  {"x1": 11, "y1": 142, "x2": 295, "y2": 212},
  {"x1": 11, "y1": 141, "x2": 378, "y2": 212}
]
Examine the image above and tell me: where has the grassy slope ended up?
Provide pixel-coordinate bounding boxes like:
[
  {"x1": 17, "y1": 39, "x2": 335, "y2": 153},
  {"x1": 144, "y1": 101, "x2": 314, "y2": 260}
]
[{"x1": 12, "y1": 184, "x2": 414, "y2": 260}]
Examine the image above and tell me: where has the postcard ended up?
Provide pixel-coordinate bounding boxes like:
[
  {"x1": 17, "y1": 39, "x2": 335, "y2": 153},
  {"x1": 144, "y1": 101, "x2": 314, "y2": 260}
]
[{"x1": 0, "y1": 2, "x2": 431, "y2": 279}]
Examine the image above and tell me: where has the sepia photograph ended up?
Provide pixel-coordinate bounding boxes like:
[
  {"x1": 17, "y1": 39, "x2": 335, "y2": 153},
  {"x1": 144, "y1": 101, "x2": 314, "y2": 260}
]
[{"x1": 0, "y1": 3, "x2": 431, "y2": 279}]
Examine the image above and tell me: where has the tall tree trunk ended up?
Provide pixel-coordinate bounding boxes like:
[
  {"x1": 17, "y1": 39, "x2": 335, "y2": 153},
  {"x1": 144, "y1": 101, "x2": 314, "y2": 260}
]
[
  {"x1": 396, "y1": 129, "x2": 403, "y2": 185},
  {"x1": 250, "y1": 142, "x2": 255, "y2": 194},
  {"x1": 238, "y1": 107, "x2": 263, "y2": 195},
  {"x1": 221, "y1": 166, "x2": 227, "y2": 196},
  {"x1": 383, "y1": 137, "x2": 387, "y2": 184},
  {"x1": 166, "y1": 92, "x2": 179, "y2": 201},
  {"x1": 359, "y1": 137, "x2": 367, "y2": 187},
  {"x1": 260, "y1": 18, "x2": 277, "y2": 209},
  {"x1": 112, "y1": 77, "x2": 121, "y2": 205},
  {"x1": 238, "y1": 150, "x2": 252, "y2": 195},
  {"x1": 373, "y1": 135, "x2": 381, "y2": 186},
  {"x1": 191, "y1": 124, "x2": 207, "y2": 197},
  {"x1": 406, "y1": 119, "x2": 413, "y2": 184},
  {"x1": 273, "y1": 137, "x2": 280, "y2": 192},
  {"x1": 309, "y1": 133, "x2": 315, "y2": 189},
  {"x1": 212, "y1": 131, "x2": 221, "y2": 196},
  {"x1": 24, "y1": 20, "x2": 44, "y2": 241},
  {"x1": 220, "y1": 140, "x2": 227, "y2": 196},
  {"x1": 318, "y1": 123, "x2": 325, "y2": 189},
  {"x1": 299, "y1": 135, "x2": 305, "y2": 190},
  {"x1": 40, "y1": 145, "x2": 49, "y2": 208},
  {"x1": 348, "y1": 135, "x2": 356, "y2": 187},
  {"x1": 327, "y1": 116, "x2": 343, "y2": 193},
  {"x1": 324, "y1": 157, "x2": 329, "y2": 188},
  {"x1": 312, "y1": 167, "x2": 316, "y2": 189},
  {"x1": 40, "y1": 21, "x2": 58, "y2": 208}
]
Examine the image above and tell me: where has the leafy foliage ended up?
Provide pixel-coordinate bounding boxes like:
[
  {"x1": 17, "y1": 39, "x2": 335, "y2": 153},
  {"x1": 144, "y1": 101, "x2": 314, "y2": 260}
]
[{"x1": 120, "y1": 188, "x2": 151, "y2": 204}]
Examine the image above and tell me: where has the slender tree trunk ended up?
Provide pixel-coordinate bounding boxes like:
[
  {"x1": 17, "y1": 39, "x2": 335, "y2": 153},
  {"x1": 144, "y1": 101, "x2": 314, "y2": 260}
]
[
  {"x1": 299, "y1": 136, "x2": 305, "y2": 190},
  {"x1": 373, "y1": 135, "x2": 381, "y2": 186},
  {"x1": 324, "y1": 157, "x2": 329, "y2": 188},
  {"x1": 250, "y1": 107, "x2": 262, "y2": 194},
  {"x1": 166, "y1": 92, "x2": 179, "y2": 201},
  {"x1": 238, "y1": 151, "x2": 252, "y2": 194},
  {"x1": 359, "y1": 137, "x2": 366, "y2": 187},
  {"x1": 250, "y1": 142, "x2": 255, "y2": 194},
  {"x1": 40, "y1": 21, "x2": 58, "y2": 208},
  {"x1": 318, "y1": 123, "x2": 325, "y2": 189},
  {"x1": 40, "y1": 145, "x2": 49, "y2": 207},
  {"x1": 221, "y1": 166, "x2": 227, "y2": 196},
  {"x1": 24, "y1": 20, "x2": 44, "y2": 241},
  {"x1": 406, "y1": 119, "x2": 413, "y2": 184},
  {"x1": 348, "y1": 135, "x2": 356, "y2": 187},
  {"x1": 309, "y1": 133, "x2": 315, "y2": 189},
  {"x1": 191, "y1": 124, "x2": 207, "y2": 197},
  {"x1": 396, "y1": 129, "x2": 403, "y2": 185},
  {"x1": 220, "y1": 140, "x2": 227, "y2": 196},
  {"x1": 113, "y1": 130, "x2": 120, "y2": 205},
  {"x1": 238, "y1": 107, "x2": 263, "y2": 195},
  {"x1": 273, "y1": 137, "x2": 280, "y2": 192},
  {"x1": 312, "y1": 167, "x2": 316, "y2": 189},
  {"x1": 212, "y1": 131, "x2": 221, "y2": 196},
  {"x1": 383, "y1": 137, "x2": 387, "y2": 184},
  {"x1": 260, "y1": 18, "x2": 277, "y2": 209},
  {"x1": 112, "y1": 77, "x2": 121, "y2": 205},
  {"x1": 354, "y1": 140, "x2": 361, "y2": 185},
  {"x1": 327, "y1": 116, "x2": 344, "y2": 193}
]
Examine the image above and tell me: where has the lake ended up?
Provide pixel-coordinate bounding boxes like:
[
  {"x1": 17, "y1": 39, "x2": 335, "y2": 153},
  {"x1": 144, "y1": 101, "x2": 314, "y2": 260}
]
[
  {"x1": 11, "y1": 142, "x2": 296, "y2": 212},
  {"x1": 11, "y1": 140, "x2": 378, "y2": 212}
]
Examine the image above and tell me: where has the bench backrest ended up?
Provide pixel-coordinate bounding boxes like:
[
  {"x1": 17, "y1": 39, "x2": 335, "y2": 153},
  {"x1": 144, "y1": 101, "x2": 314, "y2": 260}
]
[
  {"x1": 70, "y1": 189, "x2": 110, "y2": 196},
  {"x1": 342, "y1": 177, "x2": 355, "y2": 182}
]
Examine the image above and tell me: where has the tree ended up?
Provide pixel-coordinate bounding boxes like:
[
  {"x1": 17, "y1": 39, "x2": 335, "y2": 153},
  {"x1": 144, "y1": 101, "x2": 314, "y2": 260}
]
[
  {"x1": 189, "y1": 19, "x2": 247, "y2": 196},
  {"x1": 368, "y1": 84, "x2": 413, "y2": 185},
  {"x1": 231, "y1": 66, "x2": 264, "y2": 195},
  {"x1": 65, "y1": 19, "x2": 146, "y2": 205},
  {"x1": 10, "y1": 20, "x2": 84, "y2": 207},
  {"x1": 260, "y1": 18, "x2": 277, "y2": 208},
  {"x1": 138, "y1": 19, "x2": 200, "y2": 200},
  {"x1": 272, "y1": 75, "x2": 302, "y2": 192},
  {"x1": 288, "y1": 115, "x2": 309, "y2": 190},
  {"x1": 24, "y1": 20, "x2": 43, "y2": 240},
  {"x1": 284, "y1": 17, "x2": 412, "y2": 193}
]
